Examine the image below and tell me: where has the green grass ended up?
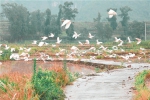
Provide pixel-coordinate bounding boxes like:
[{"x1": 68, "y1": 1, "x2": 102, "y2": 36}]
[{"x1": 134, "y1": 70, "x2": 150, "y2": 100}]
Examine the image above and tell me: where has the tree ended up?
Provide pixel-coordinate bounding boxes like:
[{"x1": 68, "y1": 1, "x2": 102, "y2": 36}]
[
  {"x1": 119, "y1": 6, "x2": 132, "y2": 35},
  {"x1": 107, "y1": 8, "x2": 118, "y2": 30},
  {"x1": 1, "y1": 3, "x2": 30, "y2": 42},
  {"x1": 29, "y1": 10, "x2": 44, "y2": 38},
  {"x1": 103, "y1": 24, "x2": 113, "y2": 41},
  {"x1": 93, "y1": 12, "x2": 104, "y2": 41},
  {"x1": 61, "y1": 1, "x2": 78, "y2": 40},
  {"x1": 44, "y1": 8, "x2": 51, "y2": 36},
  {"x1": 93, "y1": 12, "x2": 101, "y2": 23},
  {"x1": 128, "y1": 21, "x2": 144, "y2": 39},
  {"x1": 55, "y1": 5, "x2": 62, "y2": 37}
]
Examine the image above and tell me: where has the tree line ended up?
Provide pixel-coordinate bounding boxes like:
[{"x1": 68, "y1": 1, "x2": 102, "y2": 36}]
[{"x1": 1, "y1": 2, "x2": 145, "y2": 42}]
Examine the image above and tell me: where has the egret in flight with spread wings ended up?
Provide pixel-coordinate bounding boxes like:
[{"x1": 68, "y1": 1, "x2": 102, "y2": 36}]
[
  {"x1": 85, "y1": 40, "x2": 90, "y2": 45},
  {"x1": 41, "y1": 36, "x2": 48, "y2": 41},
  {"x1": 135, "y1": 38, "x2": 141, "y2": 44},
  {"x1": 108, "y1": 9, "x2": 117, "y2": 18},
  {"x1": 88, "y1": 33, "x2": 94, "y2": 39},
  {"x1": 56, "y1": 37, "x2": 62, "y2": 44},
  {"x1": 72, "y1": 31, "x2": 80, "y2": 39},
  {"x1": 78, "y1": 41, "x2": 83, "y2": 46},
  {"x1": 49, "y1": 33, "x2": 54, "y2": 38},
  {"x1": 114, "y1": 37, "x2": 121, "y2": 42},
  {"x1": 96, "y1": 39, "x2": 103, "y2": 45},
  {"x1": 38, "y1": 41, "x2": 45, "y2": 47},
  {"x1": 61, "y1": 19, "x2": 71, "y2": 29},
  {"x1": 32, "y1": 40, "x2": 37, "y2": 44}
]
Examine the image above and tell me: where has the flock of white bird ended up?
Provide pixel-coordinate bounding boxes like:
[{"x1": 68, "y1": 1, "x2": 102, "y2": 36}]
[{"x1": 0, "y1": 9, "x2": 145, "y2": 65}]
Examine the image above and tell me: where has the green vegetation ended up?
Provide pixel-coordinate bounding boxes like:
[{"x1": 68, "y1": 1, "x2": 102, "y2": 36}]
[
  {"x1": 1, "y1": 1, "x2": 149, "y2": 43},
  {"x1": 0, "y1": 49, "x2": 11, "y2": 61},
  {"x1": 0, "y1": 59, "x2": 75, "y2": 100},
  {"x1": 134, "y1": 70, "x2": 150, "y2": 100}
]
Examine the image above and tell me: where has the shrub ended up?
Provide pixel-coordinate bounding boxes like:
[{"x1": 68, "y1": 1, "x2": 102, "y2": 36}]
[
  {"x1": 0, "y1": 49, "x2": 11, "y2": 61},
  {"x1": 33, "y1": 68, "x2": 65, "y2": 100}
]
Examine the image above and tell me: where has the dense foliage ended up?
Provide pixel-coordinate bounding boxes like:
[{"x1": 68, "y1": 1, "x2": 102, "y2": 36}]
[{"x1": 1, "y1": 1, "x2": 149, "y2": 42}]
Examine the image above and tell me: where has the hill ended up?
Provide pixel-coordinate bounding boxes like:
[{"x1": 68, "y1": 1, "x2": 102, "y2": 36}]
[{"x1": 0, "y1": 0, "x2": 150, "y2": 22}]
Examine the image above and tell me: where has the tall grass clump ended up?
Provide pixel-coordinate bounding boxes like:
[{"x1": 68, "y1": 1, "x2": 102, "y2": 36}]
[
  {"x1": 0, "y1": 49, "x2": 11, "y2": 61},
  {"x1": 32, "y1": 59, "x2": 75, "y2": 100},
  {"x1": 134, "y1": 70, "x2": 150, "y2": 100},
  {"x1": 0, "y1": 72, "x2": 37, "y2": 100},
  {"x1": 32, "y1": 68, "x2": 65, "y2": 100}
]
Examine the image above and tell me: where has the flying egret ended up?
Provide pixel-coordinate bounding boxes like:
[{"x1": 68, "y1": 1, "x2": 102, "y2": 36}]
[
  {"x1": 96, "y1": 39, "x2": 102, "y2": 45},
  {"x1": 78, "y1": 41, "x2": 83, "y2": 45},
  {"x1": 127, "y1": 37, "x2": 132, "y2": 43},
  {"x1": 85, "y1": 40, "x2": 90, "y2": 45},
  {"x1": 32, "y1": 40, "x2": 37, "y2": 44},
  {"x1": 114, "y1": 37, "x2": 121, "y2": 42},
  {"x1": 41, "y1": 36, "x2": 48, "y2": 41},
  {"x1": 135, "y1": 38, "x2": 141, "y2": 44},
  {"x1": 56, "y1": 37, "x2": 62, "y2": 44},
  {"x1": 61, "y1": 19, "x2": 71, "y2": 29},
  {"x1": 72, "y1": 31, "x2": 80, "y2": 39},
  {"x1": 108, "y1": 9, "x2": 117, "y2": 18},
  {"x1": 38, "y1": 41, "x2": 45, "y2": 47},
  {"x1": 49, "y1": 33, "x2": 54, "y2": 38},
  {"x1": 118, "y1": 40, "x2": 123, "y2": 46},
  {"x1": 88, "y1": 33, "x2": 94, "y2": 39}
]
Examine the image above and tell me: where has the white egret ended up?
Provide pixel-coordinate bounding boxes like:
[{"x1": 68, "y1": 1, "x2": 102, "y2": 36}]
[
  {"x1": 78, "y1": 41, "x2": 83, "y2": 45},
  {"x1": 56, "y1": 37, "x2": 62, "y2": 44},
  {"x1": 10, "y1": 53, "x2": 20, "y2": 60},
  {"x1": 61, "y1": 19, "x2": 71, "y2": 29},
  {"x1": 49, "y1": 33, "x2": 54, "y2": 38},
  {"x1": 0, "y1": 50, "x2": 2, "y2": 55},
  {"x1": 89, "y1": 47, "x2": 96, "y2": 51},
  {"x1": 140, "y1": 47, "x2": 145, "y2": 51},
  {"x1": 41, "y1": 36, "x2": 48, "y2": 41},
  {"x1": 88, "y1": 33, "x2": 94, "y2": 39},
  {"x1": 118, "y1": 40, "x2": 123, "y2": 46},
  {"x1": 71, "y1": 46, "x2": 79, "y2": 51},
  {"x1": 127, "y1": 37, "x2": 132, "y2": 43},
  {"x1": 24, "y1": 48, "x2": 31, "y2": 52},
  {"x1": 135, "y1": 38, "x2": 141, "y2": 44},
  {"x1": 38, "y1": 41, "x2": 45, "y2": 47},
  {"x1": 32, "y1": 40, "x2": 37, "y2": 44},
  {"x1": 85, "y1": 40, "x2": 90, "y2": 45},
  {"x1": 112, "y1": 46, "x2": 118, "y2": 51},
  {"x1": 96, "y1": 39, "x2": 102, "y2": 45},
  {"x1": 114, "y1": 37, "x2": 121, "y2": 42},
  {"x1": 11, "y1": 48, "x2": 15, "y2": 52},
  {"x1": 19, "y1": 47, "x2": 23, "y2": 51},
  {"x1": 72, "y1": 31, "x2": 80, "y2": 39},
  {"x1": 108, "y1": 9, "x2": 117, "y2": 18},
  {"x1": 52, "y1": 44, "x2": 56, "y2": 47},
  {"x1": 5, "y1": 45, "x2": 9, "y2": 50}
]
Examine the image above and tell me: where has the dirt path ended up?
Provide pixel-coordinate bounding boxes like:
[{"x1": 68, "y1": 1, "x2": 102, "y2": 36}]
[{"x1": 64, "y1": 59, "x2": 150, "y2": 100}]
